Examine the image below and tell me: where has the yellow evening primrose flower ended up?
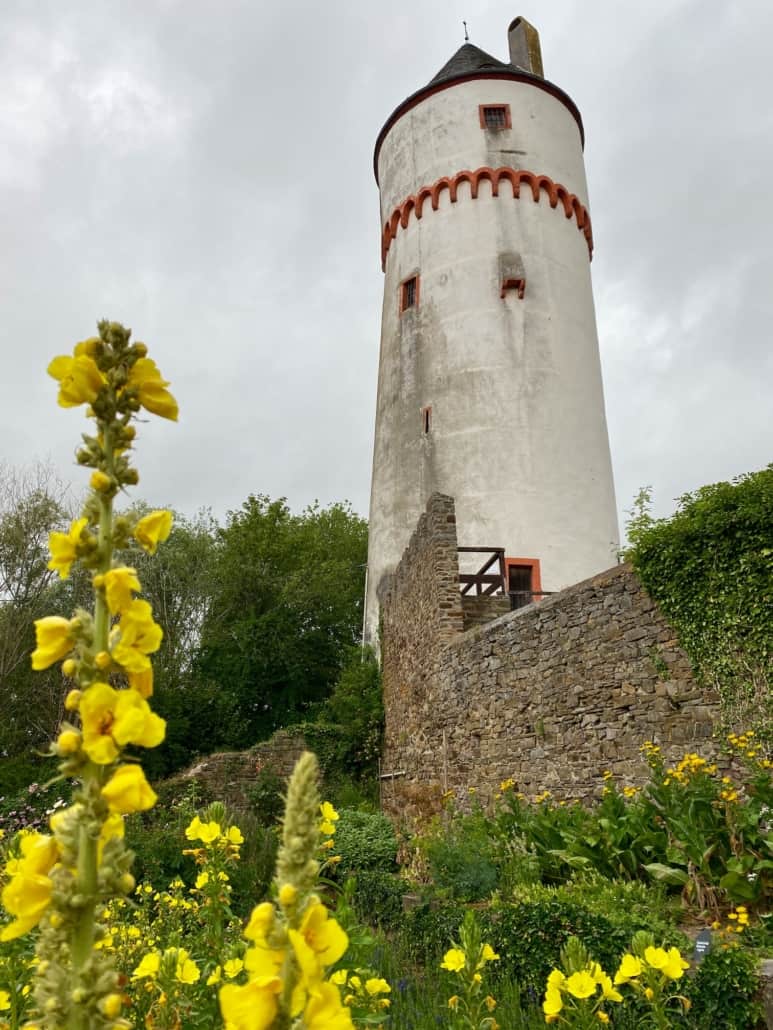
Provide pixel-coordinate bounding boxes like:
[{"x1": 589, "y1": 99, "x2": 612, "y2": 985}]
[
  {"x1": 226, "y1": 825, "x2": 245, "y2": 845},
  {"x1": 80, "y1": 682, "x2": 166, "y2": 764},
  {"x1": 31, "y1": 616, "x2": 74, "y2": 670},
  {"x1": 480, "y1": 943, "x2": 500, "y2": 964},
  {"x1": 365, "y1": 978, "x2": 391, "y2": 996},
  {"x1": 0, "y1": 990, "x2": 10, "y2": 1010},
  {"x1": 47, "y1": 352, "x2": 106, "y2": 408},
  {"x1": 330, "y1": 970, "x2": 347, "y2": 986},
  {"x1": 656, "y1": 947, "x2": 689, "y2": 980},
  {"x1": 126, "y1": 357, "x2": 179, "y2": 421},
  {"x1": 131, "y1": 952, "x2": 161, "y2": 980},
  {"x1": 547, "y1": 969, "x2": 566, "y2": 991},
  {"x1": 219, "y1": 977, "x2": 282, "y2": 1030},
  {"x1": 614, "y1": 954, "x2": 643, "y2": 984},
  {"x1": 134, "y1": 509, "x2": 173, "y2": 555},
  {"x1": 565, "y1": 971, "x2": 597, "y2": 999},
  {"x1": 171, "y1": 948, "x2": 200, "y2": 984},
  {"x1": 207, "y1": 966, "x2": 222, "y2": 985},
  {"x1": 195, "y1": 872, "x2": 209, "y2": 889},
  {"x1": 598, "y1": 974, "x2": 623, "y2": 1003},
  {"x1": 103, "y1": 567, "x2": 141, "y2": 615},
  {"x1": 223, "y1": 958, "x2": 244, "y2": 979},
  {"x1": 47, "y1": 517, "x2": 89, "y2": 578},
  {"x1": 101, "y1": 764, "x2": 158, "y2": 813},
  {"x1": 440, "y1": 948, "x2": 466, "y2": 973},
  {"x1": 543, "y1": 987, "x2": 563, "y2": 1018},
  {"x1": 110, "y1": 598, "x2": 163, "y2": 672}
]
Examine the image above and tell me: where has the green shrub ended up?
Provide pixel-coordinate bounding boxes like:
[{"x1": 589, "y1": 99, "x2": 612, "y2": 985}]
[
  {"x1": 349, "y1": 869, "x2": 405, "y2": 929},
  {"x1": 423, "y1": 807, "x2": 500, "y2": 901},
  {"x1": 397, "y1": 898, "x2": 468, "y2": 967},
  {"x1": 333, "y1": 809, "x2": 398, "y2": 877},
  {"x1": 483, "y1": 899, "x2": 628, "y2": 994},
  {"x1": 685, "y1": 945, "x2": 762, "y2": 1029},
  {"x1": 246, "y1": 764, "x2": 285, "y2": 827}
]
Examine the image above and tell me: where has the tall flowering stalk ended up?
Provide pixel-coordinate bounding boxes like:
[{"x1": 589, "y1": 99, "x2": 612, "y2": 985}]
[{"x1": 0, "y1": 321, "x2": 177, "y2": 1029}]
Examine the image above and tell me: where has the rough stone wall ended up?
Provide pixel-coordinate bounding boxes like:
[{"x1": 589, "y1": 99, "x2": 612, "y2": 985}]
[
  {"x1": 461, "y1": 595, "x2": 511, "y2": 631},
  {"x1": 179, "y1": 731, "x2": 307, "y2": 812},
  {"x1": 380, "y1": 494, "x2": 721, "y2": 822}
]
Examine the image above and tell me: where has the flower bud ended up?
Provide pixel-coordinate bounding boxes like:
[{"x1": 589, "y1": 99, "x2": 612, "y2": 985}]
[
  {"x1": 134, "y1": 343, "x2": 148, "y2": 357},
  {"x1": 95, "y1": 651, "x2": 111, "y2": 671},
  {"x1": 93, "y1": 574, "x2": 105, "y2": 590},
  {"x1": 62, "y1": 658, "x2": 77, "y2": 678},
  {"x1": 49, "y1": 911, "x2": 63, "y2": 929},
  {"x1": 90, "y1": 470, "x2": 113, "y2": 493},
  {"x1": 65, "y1": 689, "x2": 82, "y2": 711},
  {"x1": 279, "y1": 883, "x2": 297, "y2": 908},
  {"x1": 119, "y1": 873, "x2": 136, "y2": 895},
  {"x1": 123, "y1": 425, "x2": 136, "y2": 441},
  {"x1": 57, "y1": 730, "x2": 81, "y2": 756},
  {"x1": 70, "y1": 988, "x2": 87, "y2": 1004},
  {"x1": 123, "y1": 468, "x2": 139, "y2": 486},
  {"x1": 101, "y1": 994, "x2": 122, "y2": 1018}
]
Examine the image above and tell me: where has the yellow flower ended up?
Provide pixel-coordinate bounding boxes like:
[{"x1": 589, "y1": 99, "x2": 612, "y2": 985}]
[
  {"x1": 80, "y1": 682, "x2": 165, "y2": 764},
  {"x1": 171, "y1": 948, "x2": 200, "y2": 984},
  {"x1": 226, "y1": 825, "x2": 245, "y2": 845},
  {"x1": 56, "y1": 729, "x2": 81, "y2": 755},
  {"x1": 547, "y1": 969, "x2": 566, "y2": 991},
  {"x1": 219, "y1": 977, "x2": 281, "y2": 1030},
  {"x1": 330, "y1": 970, "x2": 347, "y2": 986},
  {"x1": 101, "y1": 764, "x2": 158, "y2": 813},
  {"x1": 597, "y1": 1013, "x2": 610, "y2": 1024},
  {"x1": 644, "y1": 945, "x2": 688, "y2": 978},
  {"x1": 303, "y1": 981, "x2": 354, "y2": 1030},
  {"x1": 598, "y1": 973, "x2": 623, "y2": 1003},
  {"x1": 185, "y1": 816, "x2": 221, "y2": 844},
  {"x1": 244, "y1": 901, "x2": 275, "y2": 943},
  {"x1": 128, "y1": 667, "x2": 154, "y2": 698},
  {"x1": 110, "y1": 599, "x2": 163, "y2": 672},
  {"x1": 134, "y1": 509, "x2": 174, "y2": 554},
  {"x1": 484, "y1": 995, "x2": 497, "y2": 1011},
  {"x1": 0, "y1": 833, "x2": 59, "y2": 940},
  {"x1": 448, "y1": 995, "x2": 460, "y2": 1011},
  {"x1": 47, "y1": 352, "x2": 106, "y2": 408},
  {"x1": 0, "y1": 990, "x2": 10, "y2": 1011},
  {"x1": 565, "y1": 971, "x2": 597, "y2": 999},
  {"x1": 31, "y1": 616, "x2": 74, "y2": 670},
  {"x1": 440, "y1": 947, "x2": 466, "y2": 972},
  {"x1": 291, "y1": 902, "x2": 349, "y2": 971},
  {"x1": 131, "y1": 952, "x2": 161, "y2": 980},
  {"x1": 47, "y1": 518, "x2": 89, "y2": 578},
  {"x1": 365, "y1": 978, "x2": 391, "y2": 996},
  {"x1": 103, "y1": 567, "x2": 141, "y2": 614},
  {"x1": 543, "y1": 987, "x2": 563, "y2": 1017},
  {"x1": 207, "y1": 966, "x2": 222, "y2": 985},
  {"x1": 195, "y1": 872, "x2": 209, "y2": 889},
  {"x1": 126, "y1": 357, "x2": 179, "y2": 421},
  {"x1": 90, "y1": 470, "x2": 113, "y2": 493},
  {"x1": 480, "y1": 943, "x2": 499, "y2": 964},
  {"x1": 223, "y1": 958, "x2": 244, "y2": 979},
  {"x1": 614, "y1": 954, "x2": 643, "y2": 984},
  {"x1": 279, "y1": 883, "x2": 298, "y2": 908}
]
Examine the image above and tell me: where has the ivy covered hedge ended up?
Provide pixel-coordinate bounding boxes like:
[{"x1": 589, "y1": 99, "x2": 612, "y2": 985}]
[{"x1": 627, "y1": 465, "x2": 773, "y2": 742}]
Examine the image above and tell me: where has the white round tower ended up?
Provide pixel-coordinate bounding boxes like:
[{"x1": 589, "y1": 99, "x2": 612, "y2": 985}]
[{"x1": 365, "y1": 17, "x2": 619, "y2": 644}]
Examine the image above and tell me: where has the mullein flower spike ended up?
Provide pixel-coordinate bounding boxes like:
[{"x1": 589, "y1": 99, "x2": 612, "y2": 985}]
[{"x1": 0, "y1": 321, "x2": 176, "y2": 1030}]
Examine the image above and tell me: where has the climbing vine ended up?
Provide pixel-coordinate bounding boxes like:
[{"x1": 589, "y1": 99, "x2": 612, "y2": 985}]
[{"x1": 626, "y1": 466, "x2": 773, "y2": 744}]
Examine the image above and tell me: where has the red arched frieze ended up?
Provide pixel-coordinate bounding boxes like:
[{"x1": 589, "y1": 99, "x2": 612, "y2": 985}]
[{"x1": 380, "y1": 166, "x2": 594, "y2": 269}]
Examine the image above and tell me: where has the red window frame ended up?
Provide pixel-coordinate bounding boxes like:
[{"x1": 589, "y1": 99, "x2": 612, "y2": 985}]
[{"x1": 479, "y1": 104, "x2": 512, "y2": 130}]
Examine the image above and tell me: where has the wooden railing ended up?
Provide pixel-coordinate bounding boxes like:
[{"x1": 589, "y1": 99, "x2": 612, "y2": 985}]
[{"x1": 457, "y1": 547, "x2": 506, "y2": 596}]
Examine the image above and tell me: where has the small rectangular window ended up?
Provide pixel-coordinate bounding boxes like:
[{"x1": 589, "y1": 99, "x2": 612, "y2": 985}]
[
  {"x1": 505, "y1": 557, "x2": 542, "y2": 609},
  {"x1": 479, "y1": 104, "x2": 511, "y2": 131},
  {"x1": 400, "y1": 275, "x2": 419, "y2": 313}
]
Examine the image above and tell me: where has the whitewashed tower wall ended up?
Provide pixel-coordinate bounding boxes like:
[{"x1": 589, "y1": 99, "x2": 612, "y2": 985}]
[{"x1": 365, "y1": 18, "x2": 619, "y2": 643}]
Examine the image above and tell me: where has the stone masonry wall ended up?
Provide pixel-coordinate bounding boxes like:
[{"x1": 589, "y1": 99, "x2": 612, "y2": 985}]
[{"x1": 379, "y1": 494, "x2": 721, "y2": 822}]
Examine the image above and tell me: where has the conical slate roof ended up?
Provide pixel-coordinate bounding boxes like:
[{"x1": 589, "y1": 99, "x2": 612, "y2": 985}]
[{"x1": 427, "y1": 43, "x2": 515, "y2": 87}]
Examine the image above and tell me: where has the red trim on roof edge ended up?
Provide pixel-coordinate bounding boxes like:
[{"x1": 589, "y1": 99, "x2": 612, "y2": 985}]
[
  {"x1": 380, "y1": 166, "x2": 593, "y2": 269},
  {"x1": 374, "y1": 71, "x2": 585, "y2": 184}
]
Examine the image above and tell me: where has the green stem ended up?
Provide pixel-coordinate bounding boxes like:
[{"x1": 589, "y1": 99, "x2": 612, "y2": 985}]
[{"x1": 67, "y1": 427, "x2": 114, "y2": 1030}]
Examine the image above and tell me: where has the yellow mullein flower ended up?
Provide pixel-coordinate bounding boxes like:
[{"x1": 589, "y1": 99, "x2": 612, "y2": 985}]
[
  {"x1": 440, "y1": 948, "x2": 466, "y2": 972},
  {"x1": 103, "y1": 567, "x2": 141, "y2": 614},
  {"x1": 47, "y1": 352, "x2": 106, "y2": 408},
  {"x1": 47, "y1": 517, "x2": 89, "y2": 578},
  {"x1": 110, "y1": 599, "x2": 163, "y2": 672},
  {"x1": 330, "y1": 970, "x2": 347, "y2": 986},
  {"x1": 565, "y1": 971, "x2": 597, "y2": 999},
  {"x1": 303, "y1": 982, "x2": 354, "y2": 1029},
  {"x1": 0, "y1": 833, "x2": 59, "y2": 940},
  {"x1": 289, "y1": 902, "x2": 348, "y2": 979},
  {"x1": 80, "y1": 682, "x2": 165, "y2": 764},
  {"x1": 31, "y1": 616, "x2": 74, "y2": 670},
  {"x1": 128, "y1": 666, "x2": 154, "y2": 698},
  {"x1": 101, "y1": 764, "x2": 158, "y2": 813},
  {"x1": 219, "y1": 977, "x2": 282, "y2": 1030},
  {"x1": 243, "y1": 901, "x2": 275, "y2": 942},
  {"x1": 134, "y1": 509, "x2": 173, "y2": 554},
  {"x1": 126, "y1": 357, "x2": 179, "y2": 421}
]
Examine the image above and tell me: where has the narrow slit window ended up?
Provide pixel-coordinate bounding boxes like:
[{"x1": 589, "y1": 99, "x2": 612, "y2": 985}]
[
  {"x1": 421, "y1": 406, "x2": 432, "y2": 434},
  {"x1": 400, "y1": 275, "x2": 419, "y2": 313},
  {"x1": 479, "y1": 104, "x2": 511, "y2": 131}
]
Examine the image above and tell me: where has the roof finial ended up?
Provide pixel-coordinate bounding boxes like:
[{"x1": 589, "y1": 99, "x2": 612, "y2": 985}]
[{"x1": 463, "y1": 20, "x2": 469, "y2": 42}]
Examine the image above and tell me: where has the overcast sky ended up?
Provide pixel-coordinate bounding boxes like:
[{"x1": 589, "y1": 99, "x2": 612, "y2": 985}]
[{"x1": 2, "y1": 1, "x2": 771, "y2": 538}]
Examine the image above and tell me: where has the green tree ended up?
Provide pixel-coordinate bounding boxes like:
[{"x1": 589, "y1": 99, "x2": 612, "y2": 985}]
[{"x1": 195, "y1": 495, "x2": 367, "y2": 748}]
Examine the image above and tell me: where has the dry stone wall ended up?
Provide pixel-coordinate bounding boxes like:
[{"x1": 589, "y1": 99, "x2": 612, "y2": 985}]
[{"x1": 379, "y1": 494, "x2": 721, "y2": 822}]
